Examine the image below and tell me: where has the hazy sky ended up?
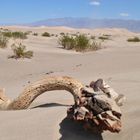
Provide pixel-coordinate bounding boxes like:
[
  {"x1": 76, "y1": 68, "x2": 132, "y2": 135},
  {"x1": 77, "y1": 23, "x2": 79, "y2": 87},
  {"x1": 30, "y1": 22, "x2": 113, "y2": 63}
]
[{"x1": 0, "y1": 0, "x2": 139, "y2": 23}]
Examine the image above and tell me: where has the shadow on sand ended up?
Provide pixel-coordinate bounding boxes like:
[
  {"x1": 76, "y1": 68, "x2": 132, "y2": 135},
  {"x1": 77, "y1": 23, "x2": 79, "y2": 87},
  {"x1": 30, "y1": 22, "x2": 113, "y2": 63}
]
[
  {"x1": 59, "y1": 118, "x2": 103, "y2": 140},
  {"x1": 32, "y1": 103, "x2": 103, "y2": 140},
  {"x1": 32, "y1": 103, "x2": 69, "y2": 109}
]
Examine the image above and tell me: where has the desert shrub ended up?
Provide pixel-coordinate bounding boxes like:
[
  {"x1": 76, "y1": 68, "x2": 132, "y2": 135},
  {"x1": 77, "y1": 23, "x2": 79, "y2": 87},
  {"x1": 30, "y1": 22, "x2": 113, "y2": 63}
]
[
  {"x1": 75, "y1": 34, "x2": 101, "y2": 51},
  {"x1": 25, "y1": 31, "x2": 32, "y2": 35},
  {"x1": 127, "y1": 37, "x2": 140, "y2": 42},
  {"x1": 2, "y1": 32, "x2": 12, "y2": 38},
  {"x1": 60, "y1": 32, "x2": 65, "y2": 36},
  {"x1": 3, "y1": 31, "x2": 27, "y2": 39},
  {"x1": 103, "y1": 34, "x2": 111, "y2": 37},
  {"x1": 33, "y1": 33, "x2": 38, "y2": 36},
  {"x1": 59, "y1": 35, "x2": 76, "y2": 50},
  {"x1": 8, "y1": 43, "x2": 33, "y2": 59},
  {"x1": 12, "y1": 32, "x2": 27, "y2": 39},
  {"x1": 98, "y1": 36, "x2": 110, "y2": 41},
  {"x1": 90, "y1": 40, "x2": 101, "y2": 51},
  {"x1": 90, "y1": 35, "x2": 96, "y2": 40},
  {"x1": 74, "y1": 34, "x2": 90, "y2": 51},
  {"x1": 51, "y1": 34, "x2": 54, "y2": 36},
  {"x1": 59, "y1": 34, "x2": 101, "y2": 52},
  {"x1": 42, "y1": 32, "x2": 50, "y2": 37},
  {"x1": 0, "y1": 34, "x2": 8, "y2": 48}
]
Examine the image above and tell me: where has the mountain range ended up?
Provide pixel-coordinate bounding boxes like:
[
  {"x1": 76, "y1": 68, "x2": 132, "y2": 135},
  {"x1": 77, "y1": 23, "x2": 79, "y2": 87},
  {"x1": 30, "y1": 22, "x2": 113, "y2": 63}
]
[{"x1": 29, "y1": 17, "x2": 140, "y2": 32}]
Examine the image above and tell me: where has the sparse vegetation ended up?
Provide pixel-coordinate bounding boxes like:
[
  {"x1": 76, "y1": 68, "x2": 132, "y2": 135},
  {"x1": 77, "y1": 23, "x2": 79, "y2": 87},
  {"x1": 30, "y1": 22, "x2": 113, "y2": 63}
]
[
  {"x1": 25, "y1": 31, "x2": 32, "y2": 35},
  {"x1": 127, "y1": 37, "x2": 140, "y2": 42},
  {"x1": 103, "y1": 34, "x2": 111, "y2": 37},
  {"x1": 42, "y1": 32, "x2": 50, "y2": 37},
  {"x1": 98, "y1": 35, "x2": 110, "y2": 41},
  {"x1": 33, "y1": 33, "x2": 38, "y2": 36},
  {"x1": 2, "y1": 31, "x2": 27, "y2": 39},
  {"x1": 59, "y1": 35, "x2": 75, "y2": 50},
  {"x1": 59, "y1": 34, "x2": 101, "y2": 52},
  {"x1": 51, "y1": 34, "x2": 54, "y2": 36},
  {"x1": 0, "y1": 34, "x2": 8, "y2": 48},
  {"x1": 75, "y1": 34, "x2": 91, "y2": 51},
  {"x1": 91, "y1": 40, "x2": 101, "y2": 51},
  {"x1": 8, "y1": 43, "x2": 33, "y2": 59},
  {"x1": 90, "y1": 35, "x2": 96, "y2": 40},
  {"x1": 2, "y1": 32, "x2": 12, "y2": 38},
  {"x1": 60, "y1": 32, "x2": 65, "y2": 36}
]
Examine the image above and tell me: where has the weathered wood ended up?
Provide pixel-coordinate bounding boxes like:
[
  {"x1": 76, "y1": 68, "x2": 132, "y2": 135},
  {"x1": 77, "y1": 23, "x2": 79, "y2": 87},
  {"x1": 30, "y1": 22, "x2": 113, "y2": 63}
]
[
  {"x1": 8, "y1": 76, "x2": 83, "y2": 110},
  {"x1": 67, "y1": 87, "x2": 123, "y2": 133},
  {"x1": 0, "y1": 76, "x2": 125, "y2": 133}
]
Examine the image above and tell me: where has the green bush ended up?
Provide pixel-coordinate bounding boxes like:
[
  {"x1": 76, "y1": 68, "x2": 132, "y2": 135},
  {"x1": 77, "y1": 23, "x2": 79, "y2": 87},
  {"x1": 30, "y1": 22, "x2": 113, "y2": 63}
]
[
  {"x1": 90, "y1": 40, "x2": 101, "y2": 51},
  {"x1": 2, "y1": 31, "x2": 27, "y2": 39},
  {"x1": 127, "y1": 37, "x2": 140, "y2": 42},
  {"x1": 0, "y1": 34, "x2": 8, "y2": 48},
  {"x1": 42, "y1": 32, "x2": 50, "y2": 37},
  {"x1": 33, "y1": 33, "x2": 38, "y2": 36},
  {"x1": 75, "y1": 34, "x2": 90, "y2": 51},
  {"x1": 2, "y1": 32, "x2": 12, "y2": 38},
  {"x1": 12, "y1": 32, "x2": 27, "y2": 39},
  {"x1": 8, "y1": 43, "x2": 33, "y2": 59},
  {"x1": 60, "y1": 32, "x2": 65, "y2": 36},
  {"x1": 59, "y1": 35, "x2": 75, "y2": 50},
  {"x1": 59, "y1": 34, "x2": 101, "y2": 52},
  {"x1": 98, "y1": 36, "x2": 110, "y2": 41},
  {"x1": 75, "y1": 34, "x2": 101, "y2": 51}
]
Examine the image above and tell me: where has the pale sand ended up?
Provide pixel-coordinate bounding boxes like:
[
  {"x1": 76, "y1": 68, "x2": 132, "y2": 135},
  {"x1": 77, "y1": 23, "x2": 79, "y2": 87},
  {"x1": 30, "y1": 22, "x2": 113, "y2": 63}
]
[{"x1": 0, "y1": 26, "x2": 140, "y2": 140}]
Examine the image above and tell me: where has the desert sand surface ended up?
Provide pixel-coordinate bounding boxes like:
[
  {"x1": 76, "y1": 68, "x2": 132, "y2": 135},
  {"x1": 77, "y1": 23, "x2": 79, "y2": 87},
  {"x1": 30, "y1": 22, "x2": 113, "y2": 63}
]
[{"x1": 0, "y1": 26, "x2": 140, "y2": 140}]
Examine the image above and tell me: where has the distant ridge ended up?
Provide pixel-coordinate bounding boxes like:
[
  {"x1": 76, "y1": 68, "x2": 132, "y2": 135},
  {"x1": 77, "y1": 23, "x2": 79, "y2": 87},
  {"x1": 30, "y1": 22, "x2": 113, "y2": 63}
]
[{"x1": 29, "y1": 17, "x2": 140, "y2": 32}]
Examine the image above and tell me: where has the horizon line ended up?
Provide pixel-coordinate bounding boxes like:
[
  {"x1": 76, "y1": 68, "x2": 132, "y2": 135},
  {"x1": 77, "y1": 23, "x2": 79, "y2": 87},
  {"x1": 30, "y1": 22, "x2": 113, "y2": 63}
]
[{"x1": 0, "y1": 17, "x2": 140, "y2": 25}]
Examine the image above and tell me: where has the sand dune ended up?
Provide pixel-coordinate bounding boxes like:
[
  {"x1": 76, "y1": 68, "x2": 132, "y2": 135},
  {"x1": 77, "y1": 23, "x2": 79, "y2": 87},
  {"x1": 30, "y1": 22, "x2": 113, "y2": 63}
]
[{"x1": 0, "y1": 26, "x2": 140, "y2": 140}]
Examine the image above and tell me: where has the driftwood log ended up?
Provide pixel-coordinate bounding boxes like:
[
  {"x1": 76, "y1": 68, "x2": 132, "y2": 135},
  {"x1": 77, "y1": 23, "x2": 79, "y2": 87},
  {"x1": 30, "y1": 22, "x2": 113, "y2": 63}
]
[{"x1": 0, "y1": 76, "x2": 125, "y2": 133}]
